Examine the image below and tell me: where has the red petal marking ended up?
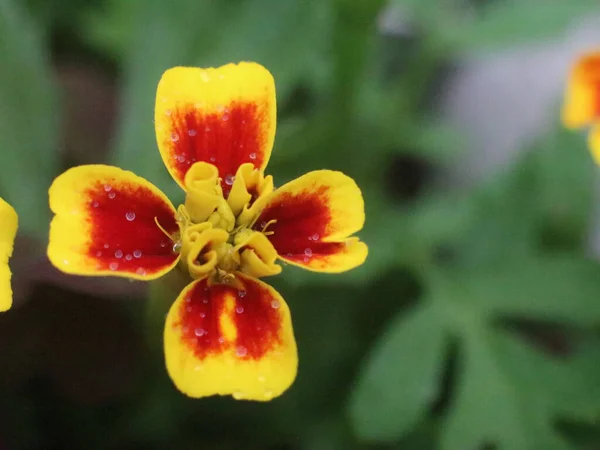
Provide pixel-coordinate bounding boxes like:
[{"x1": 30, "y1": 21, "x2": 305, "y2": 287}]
[
  {"x1": 85, "y1": 181, "x2": 178, "y2": 275},
  {"x1": 254, "y1": 186, "x2": 341, "y2": 262},
  {"x1": 163, "y1": 102, "x2": 267, "y2": 196},
  {"x1": 176, "y1": 278, "x2": 283, "y2": 361}
]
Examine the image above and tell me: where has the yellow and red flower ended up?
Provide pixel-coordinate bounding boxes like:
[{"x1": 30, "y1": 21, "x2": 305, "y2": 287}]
[
  {"x1": 0, "y1": 198, "x2": 17, "y2": 312},
  {"x1": 562, "y1": 50, "x2": 600, "y2": 163},
  {"x1": 47, "y1": 62, "x2": 367, "y2": 401}
]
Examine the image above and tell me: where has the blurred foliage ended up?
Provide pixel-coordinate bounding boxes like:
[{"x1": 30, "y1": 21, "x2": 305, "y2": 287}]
[{"x1": 1, "y1": 0, "x2": 600, "y2": 449}]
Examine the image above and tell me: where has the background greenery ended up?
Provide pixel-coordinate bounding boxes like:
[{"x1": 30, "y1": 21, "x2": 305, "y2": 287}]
[{"x1": 0, "y1": 0, "x2": 599, "y2": 449}]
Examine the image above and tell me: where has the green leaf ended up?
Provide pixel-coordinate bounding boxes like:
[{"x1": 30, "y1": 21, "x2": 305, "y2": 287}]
[
  {"x1": 349, "y1": 302, "x2": 447, "y2": 441},
  {"x1": 441, "y1": 329, "x2": 574, "y2": 450},
  {"x1": 457, "y1": 256, "x2": 600, "y2": 326},
  {"x1": 0, "y1": 0, "x2": 59, "y2": 238}
]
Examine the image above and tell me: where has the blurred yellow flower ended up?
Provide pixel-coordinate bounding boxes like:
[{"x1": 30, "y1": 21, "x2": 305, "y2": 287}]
[
  {"x1": 47, "y1": 62, "x2": 367, "y2": 401},
  {"x1": 0, "y1": 198, "x2": 17, "y2": 312},
  {"x1": 562, "y1": 50, "x2": 600, "y2": 164}
]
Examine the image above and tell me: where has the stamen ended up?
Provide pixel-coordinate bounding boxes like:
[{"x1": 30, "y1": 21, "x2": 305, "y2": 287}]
[
  {"x1": 260, "y1": 219, "x2": 277, "y2": 235},
  {"x1": 154, "y1": 216, "x2": 177, "y2": 243}
]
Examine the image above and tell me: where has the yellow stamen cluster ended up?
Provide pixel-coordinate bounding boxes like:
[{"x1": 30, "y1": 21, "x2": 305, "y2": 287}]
[{"x1": 173, "y1": 162, "x2": 281, "y2": 283}]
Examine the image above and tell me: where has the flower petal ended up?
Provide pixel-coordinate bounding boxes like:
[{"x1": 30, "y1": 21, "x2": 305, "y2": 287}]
[
  {"x1": 589, "y1": 124, "x2": 600, "y2": 165},
  {"x1": 164, "y1": 273, "x2": 297, "y2": 401},
  {"x1": 155, "y1": 63, "x2": 276, "y2": 194},
  {"x1": 562, "y1": 51, "x2": 600, "y2": 129},
  {"x1": 48, "y1": 165, "x2": 179, "y2": 280},
  {"x1": 255, "y1": 170, "x2": 367, "y2": 272},
  {"x1": 0, "y1": 198, "x2": 17, "y2": 312}
]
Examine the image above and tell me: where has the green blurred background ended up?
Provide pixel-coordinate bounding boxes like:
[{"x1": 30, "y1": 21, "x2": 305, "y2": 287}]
[{"x1": 1, "y1": 0, "x2": 600, "y2": 449}]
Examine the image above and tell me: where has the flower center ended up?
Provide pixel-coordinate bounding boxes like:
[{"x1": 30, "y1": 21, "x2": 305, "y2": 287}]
[{"x1": 170, "y1": 162, "x2": 280, "y2": 283}]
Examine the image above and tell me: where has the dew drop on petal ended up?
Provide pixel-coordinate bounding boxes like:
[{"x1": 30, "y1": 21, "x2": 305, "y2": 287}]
[
  {"x1": 108, "y1": 192, "x2": 116, "y2": 199},
  {"x1": 176, "y1": 154, "x2": 186, "y2": 163},
  {"x1": 224, "y1": 174, "x2": 235, "y2": 186},
  {"x1": 170, "y1": 132, "x2": 179, "y2": 142},
  {"x1": 188, "y1": 129, "x2": 197, "y2": 137},
  {"x1": 238, "y1": 290, "x2": 246, "y2": 298},
  {"x1": 199, "y1": 312, "x2": 206, "y2": 318},
  {"x1": 165, "y1": 109, "x2": 172, "y2": 116},
  {"x1": 109, "y1": 262, "x2": 119, "y2": 271},
  {"x1": 311, "y1": 233, "x2": 319, "y2": 241},
  {"x1": 222, "y1": 113, "x2": 229, "y2": 121},
  {"x1": 114, "y1": 250, "x2": 123, "y2": 259},
  {"x1": 209, "y1": 156, "x2": 216, "y2": 162},
  {"x1": 205, "y1": 126, "x2": 211, "y2": 132},
  {"x1": 103, "y1": 184, "x2": 112, "y2": 192},
  {"x1": 103, "y1": 243, "x2": 110, "y2": 249},
  {"x1": 194, "y1": 328, "x2": 206, "y2": 337},
  {"x1": 216, "y1": 104, "x2": 225, "y2": 113},
  {"x1": 133, "y1": 249, "x2": 142, "y2": 258},
  {"x1": 218, "y1": 337, "x2": 225, "y2": 343},
  {"x1": 125, "y1": 254, "x2": 133, "y2": 261},
  {"x1": 125, "y1": 211, "x2": 136, "y2": 221},
  {"x1": 249, "y1": 152, "x2": 257, "y2": 160},
  {"x1": 304, "y1": 248, "x2": 312, "y2": 257},
  {"x1": 92, "y1": 200, "x2": 99, "y2": 208},
  {"x1": 235, "y1": 306, "x2": 244, "y2": 314},
  {"x1": 173, "y1": 242, "x2": 182, "y2": 253},
  {"x1": 236, "y1": 346, "x2": 248, "y2": 357},
  {"x1": 96, "y1": 251, "x2": 102, "y2": 257},
  {"x1": 136, "y1": 267, "x2": 147, "y2": 276},
  {"x1": 271, "y1": 300, "x2": 280, "y2": 309}
]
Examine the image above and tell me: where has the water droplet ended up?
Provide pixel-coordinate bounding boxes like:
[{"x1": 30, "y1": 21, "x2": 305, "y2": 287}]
[
  {"x1": 125, "y1": 254, "x2": 133, "y2": 261},
  {"x1": 200, "y1": 71, "x2": 210, "y2": 82},
  {"x1": 286, "y1": 252, "x2": 293, "y2": 257},
  {"x1": 311, "y1": 233, "x2": 319, "y2": 241},
  {"x1": 222, "y1": 113, "x2": 229, "y2": 121},
  {"x1": 224, "y1": 174, "x2": 235, "y2": 185},
  {"x1": 304, "y1": 248, "x2": 313, "y2": 257},
  {"x1": 194, "y1": 328, "x2": 206, "y2": 337},
  {"x1": 136, "y1": 267, "x2": 147, "y2": 276},
  {"x1": 160, "y1": 241, "x2": 167, "y2": 248},
  {"x1": 218, "y1": 337, "x2": 225, "y2": 343},
  {"x1": 92, "y1": 200, "x2": 99, "y2": 208},
  {"x1": 176, "y1": 154, "x2": 186, "y2": 163},
  {"x1": 186, "y1": 305, "x2": 193, "y2": 312},
  {"x1": 303, "y1": 256, "x2": 310, "y2": 263},
  {"x1": 188, "y1": 129, "x2": 197, "y2": 137},
  {"x1": 216, "y1": 104, "x2": 225, "y2": 113},
  {"x1": 103, "y1": 243, "x2": 110, "y2": 249},
  {"x1": 109, "y1": 262, "x2": 119, "y2": 271},
  {"x1": 108, "y1": 192, "x2": 116, "y2": 199},
  {"x1": 271, "y1": 300, "x2": 280, "y2": 309},
  {"x1": 114, "y1": 250, "x2": 123, "y2": 259},
  {"x1": 133, "y1": 249, "x2": 142, "y2": 258},
  {"x1": 173, "y1": 242, "x2": 182, "y2": 253},
  {"x1": 125, "y1": 211, "x2": 136, "y2": 221},
  {"x1": 258, "y1": 375, "x2": 266, "y2": 383},
  {"x1": 103, "y1": 184, "x2": 112, "y2": 192},
  {"x1": 63, "y1": 259, "x2": 69, "y2": 265},
  {"x1": 205, "y1": 126, "x2": 211, "y2": 132},
  {"x1": 236, "y1": 306, "x2": 244, "y2": 314},
  {"x1": 202, "y1": 298, "x2": 208, "y2": 304},
  {"x1": 184, "y1": 295, "x2": 192, "y2": 303},
  {"x1": 165, "y1": 109, "x2": 172, "y2": 116},
  {"x1": 249, "y1": 152, "x2": 257, "y2": 160},
  {"x1": 96, "y1": 251, "x2": 102, "y2": 257},
  {"x1": 238, "y1": 290, "x2": 246, "y2": 298},
  {"x1": 236, "y1": 346, "x2": 248, "y2": 357},
  {"x1": 170, "y1": 132, "x2": 179, "y2": 142},
  {"x1": 200, "y1": 312, "x2": 206, "y2": 318}
]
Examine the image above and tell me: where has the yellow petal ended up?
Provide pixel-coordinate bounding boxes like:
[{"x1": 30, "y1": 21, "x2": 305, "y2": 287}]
[
  {"x1": 155, "y1": 63, "x2": 276, "y2": 192},
  {"x1": 589, "y1": 123, "x2": 600, "y2": 165},
  {"x1": 254, "y1": 170, "x2": 367, "y2": 273},
  {"x1": 164, "y1": 273, "x2": 297, "y2": 401},
  {"x1": 0, "y1": 198, "x2": 17, "y2": 311},
  {"x1": 562, "y1": 51, "x2": 600, "y2": 129},
  {"x1": 48, "y1": 165, "x2": 180, "y2": 280}
]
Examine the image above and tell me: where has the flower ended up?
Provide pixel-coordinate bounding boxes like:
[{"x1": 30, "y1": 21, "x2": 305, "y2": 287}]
[
  {"x1": 47, "y1": 62, "x2": 367, "y2": 401},
  {"x1": 562, "y1": 50, "x2": 600, "y2": 163},
  {"x1": 0, "y1": 198, "x2": 17, "y2": 312}
]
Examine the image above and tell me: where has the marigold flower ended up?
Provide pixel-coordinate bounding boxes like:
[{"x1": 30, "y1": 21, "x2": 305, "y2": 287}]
[
  {"x1": 0, "y1": 198, "x2": 17, "y2": 312},
  {"x1": 47, "y1": 62, "x2": 367, "y2": 401},
  {"x1": 562, "y1": 50, "x2": 600, "y2": 163}
]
